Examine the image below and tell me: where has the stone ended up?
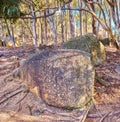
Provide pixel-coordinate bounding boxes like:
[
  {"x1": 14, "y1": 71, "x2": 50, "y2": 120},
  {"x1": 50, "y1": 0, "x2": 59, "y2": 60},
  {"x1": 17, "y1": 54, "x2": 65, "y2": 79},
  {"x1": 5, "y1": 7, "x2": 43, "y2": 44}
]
[
  {"x1": 9, "y1": 49, "x2": 95, "y2": 109},
  {"x1": 64, "y1": 33, "x2": 106, "y2": 66},
  {"x1": 99, "y1": 38, "x2": 119, "y2": 48},
  {"x1": 0, "y1": 53, "x2": 4, "y2": 57},
  {"x1": 9, "y1": 56, "x2": 19, "y2": 61},
  {"x1": 32, "y1": 109, "x2": 41, "y2": 116},
  {"x1": 115, "y1": 65, "x2": 120, "y2": 75}
]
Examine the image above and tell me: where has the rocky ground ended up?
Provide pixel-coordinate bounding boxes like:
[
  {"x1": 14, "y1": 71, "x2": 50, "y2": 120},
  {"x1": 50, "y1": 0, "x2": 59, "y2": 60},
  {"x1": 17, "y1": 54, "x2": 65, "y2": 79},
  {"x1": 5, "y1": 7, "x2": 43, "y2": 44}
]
[{"x1": 0, "y1": 46, "x2": 120, "y2": 122}]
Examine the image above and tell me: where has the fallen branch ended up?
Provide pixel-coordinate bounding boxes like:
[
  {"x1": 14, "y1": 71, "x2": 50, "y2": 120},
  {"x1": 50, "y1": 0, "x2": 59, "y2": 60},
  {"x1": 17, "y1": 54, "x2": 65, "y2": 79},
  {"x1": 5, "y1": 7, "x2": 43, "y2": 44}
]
[
  {"x1": 87, "y1": 110, "x2": 120, "y2": 118},
  {"x1": 92, "y1": 98, "x2": 103, "y2": 118},
  {"x1": 16, "y1": 90, "x2": 29, "y2": 104},
  {"x1": 0, "y1": 89, "x2": 25, "y2": 105},
  {"x1": 95, "y1": 72, "x2": 109, "y2": 86},
  {"x1": 99, "y1": 112, "x2": 111, "y2": 122},
  {"x1": 0, "y1": 86, "x2": 22, "y2": 100}
]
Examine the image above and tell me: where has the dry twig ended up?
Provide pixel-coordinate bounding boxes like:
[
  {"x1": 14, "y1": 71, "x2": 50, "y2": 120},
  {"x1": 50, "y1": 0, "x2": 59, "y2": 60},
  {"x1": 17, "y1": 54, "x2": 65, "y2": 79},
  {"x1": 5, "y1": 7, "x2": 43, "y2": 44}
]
[
  {"x1": 0, "y1": 88, "x2": 26, "y2": 105},
  {"x1": 99, "y1": 112, "x2": 111, "y2": 122},
  {"x1": 88, "y1": 110, "x2": 120, "y2": 118}
]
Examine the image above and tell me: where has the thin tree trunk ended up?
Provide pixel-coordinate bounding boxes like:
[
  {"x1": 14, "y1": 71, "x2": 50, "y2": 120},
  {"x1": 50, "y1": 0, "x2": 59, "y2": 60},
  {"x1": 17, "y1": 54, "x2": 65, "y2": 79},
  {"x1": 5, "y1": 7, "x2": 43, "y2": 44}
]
[
  {"x1": 90, "y1": 1, "x2": 97, "y2": 35},
  {"x1": 115, "y1": 0, "x2": 120, "y2": 44},
  {"x1": 10, "y1": 21, "x2": 15, "y2": 47},
  {"x1": 97, "y1": 11, "x2": 101, "y2": 33},
  {"x1": 68, "y1": 4, "x2": 75, "y2": 38},
  {"x1": 64, "y1": 15, "x2": 68, "y2": 41},
  {"x1": 30, "y1": 5, "x2": 37, "y2": 47},
  {"x1": 48, "y1": 14, "x2": 57, "y2": 48},
  {"x1": 44, "y1": 11, "x2": 47, "y2": 45},
  {"x1": 108, "y1": 9, "x2": 112, "y2": 37},
  {"x1": 60, "y1": 12, "x2": 64, "y2": 47},
  {"x1": 21, "y1": 20, "x2": 25, "y2": 48},
  {"x1": 46, "y1": 0, "x2": 57, "y2": 47},
  {"x1": 78, "y1": 0, "x2": 83, "y2": 35},
  {"x1": 84, "y1": 11, "x2": 88, "y2": 34},
  {"x1": 4, "y1": 19, "x2": 11, "y2": 36},
  {"x1": 1, "y1": 19, "x2": 5, "y2": 39},
  {"x1": 1, "y1": 20, "x2": 6, "y2": 47},
  {"x1": 40, "y1": 19, "x2": 44, "y2": 45}
]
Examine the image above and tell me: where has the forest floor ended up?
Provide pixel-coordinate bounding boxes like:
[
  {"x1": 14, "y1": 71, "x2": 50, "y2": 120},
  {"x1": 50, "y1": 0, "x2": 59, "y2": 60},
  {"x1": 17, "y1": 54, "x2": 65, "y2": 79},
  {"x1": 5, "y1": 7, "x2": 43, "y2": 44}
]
[{"x1": 0, "y1": 46, "x2": 120, "y2": 122}]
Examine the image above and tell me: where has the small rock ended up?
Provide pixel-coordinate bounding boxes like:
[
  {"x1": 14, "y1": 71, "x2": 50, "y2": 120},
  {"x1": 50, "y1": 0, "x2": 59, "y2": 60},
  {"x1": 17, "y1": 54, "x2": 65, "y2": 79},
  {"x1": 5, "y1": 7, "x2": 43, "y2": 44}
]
[
  {"x1": 10, "y1": 56, "x2": 19, "y2": 61},
  {"x1": 115, "y1": 65, "x2": 120, "y2": 74},
  {"x1": 32, "y1": 109, "x2": 41, "y2": 116},
  {"x1": 0, "y1": 53, "x2": 4, "y2": 57},
  {"x1": 19, "y1": 59, "x2": 26, "y2": 66}
]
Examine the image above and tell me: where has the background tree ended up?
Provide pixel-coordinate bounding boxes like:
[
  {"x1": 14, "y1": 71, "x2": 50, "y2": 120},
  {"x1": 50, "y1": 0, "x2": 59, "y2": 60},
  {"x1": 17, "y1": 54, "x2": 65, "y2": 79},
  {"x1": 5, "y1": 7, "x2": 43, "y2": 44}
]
[{"x1": 0, "y1": 0, "x2": 120, "y2": 48}]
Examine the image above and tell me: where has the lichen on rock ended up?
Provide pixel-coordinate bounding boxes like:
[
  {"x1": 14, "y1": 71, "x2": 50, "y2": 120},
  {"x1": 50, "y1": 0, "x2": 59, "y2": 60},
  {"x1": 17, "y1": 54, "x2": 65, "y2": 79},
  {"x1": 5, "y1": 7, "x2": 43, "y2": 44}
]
[{"x1": 10, "y1": 49, "x2": 95, "y2": 109}]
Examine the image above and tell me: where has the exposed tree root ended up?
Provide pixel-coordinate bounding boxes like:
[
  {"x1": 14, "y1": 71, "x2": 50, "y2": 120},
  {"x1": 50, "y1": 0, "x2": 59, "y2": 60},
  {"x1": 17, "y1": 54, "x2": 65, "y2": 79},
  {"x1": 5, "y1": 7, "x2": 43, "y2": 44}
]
[
  {"x1": 88, "y1": 110, "x2": 120, "y2": 118},
  {"x1": 0, "y1": 86, "x2": 28, "y2": 105},
  {"x1": 95, "y1": 72, "x2": 109, "y2": 86}
]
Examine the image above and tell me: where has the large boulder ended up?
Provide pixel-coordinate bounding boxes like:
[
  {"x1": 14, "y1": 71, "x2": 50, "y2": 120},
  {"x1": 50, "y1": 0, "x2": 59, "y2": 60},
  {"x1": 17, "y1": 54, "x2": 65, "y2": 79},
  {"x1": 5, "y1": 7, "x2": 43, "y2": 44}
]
[
  {"x1": 10, "y1": 49, "x2": 95, "y2": 109},
  {"x1": 64, "y1": 33, "x2": 106, "y2": 66}
]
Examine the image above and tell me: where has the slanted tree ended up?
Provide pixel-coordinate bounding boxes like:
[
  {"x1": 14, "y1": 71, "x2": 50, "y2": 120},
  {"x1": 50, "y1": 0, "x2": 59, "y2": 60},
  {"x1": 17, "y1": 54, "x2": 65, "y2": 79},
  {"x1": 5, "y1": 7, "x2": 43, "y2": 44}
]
[{"x1": 83, "y1": 0, "x2": 120, "y2": 48}]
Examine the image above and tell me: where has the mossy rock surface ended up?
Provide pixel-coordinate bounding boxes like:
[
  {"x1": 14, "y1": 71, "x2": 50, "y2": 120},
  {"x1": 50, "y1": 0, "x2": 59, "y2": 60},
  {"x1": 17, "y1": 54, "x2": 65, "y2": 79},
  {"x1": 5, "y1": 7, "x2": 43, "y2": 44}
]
[{"x1": 64, "y1": 33, "x2": 106, "y2": 66}]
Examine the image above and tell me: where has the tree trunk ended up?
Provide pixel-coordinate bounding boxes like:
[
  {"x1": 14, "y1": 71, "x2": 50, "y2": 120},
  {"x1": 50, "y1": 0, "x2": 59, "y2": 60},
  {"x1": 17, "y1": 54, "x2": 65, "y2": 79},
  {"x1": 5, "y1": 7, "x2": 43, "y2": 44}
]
[
  {"x1": 10, "y1": 22, "x2": 15, "y2": 47},
  {"x1": 64, "y1": 15, "x2": 68, "y2": 41},
  {"x1": 1, "y1": 19, "x2": 5, "y2": 39},
  {"x1": 40, "y1": 19, "x2": 44, "y2": 45},
  {"x1": 4, "y1": 19, "x2": 11, "y2": 36},
  {"x1": 115, "y1": 0, "x2": 120, "y2": 44},
  {"x1": 85, "y1": 11, "x2": 88, "y2": 34},
  {"x1": 97, "y1": 11, "x2": 101, "y2": 33},
  {"x1": 68, "y1": 4, "x2": 75, "y2": 38},
  {"x1": 1, "y1": 19, "x2": 6, "y2": 47},
  {"x1": 60, "y1": 12, "x2": 64, "y2": 47},
  {"x1": 30, "y1": 5, "x2": 37, "y2": 47},
  {"x1": 44, "y1": 11, "x2": 48, "y2": 45},
  {"x1": 46, "y1": 0, "x2": 57, "y2": 47},
  {"x1": 78, "y1": 0, "x2": 83, "y2": 35},
  {"x1": 90, "y1": 2, "x2": 97, "y2": 35},
  {"x1": 47, "y1": 15, "x2": 57, "y2": 48},
  {"x1": 21, "y1": 20, "x2": 25, "y2": 48}
]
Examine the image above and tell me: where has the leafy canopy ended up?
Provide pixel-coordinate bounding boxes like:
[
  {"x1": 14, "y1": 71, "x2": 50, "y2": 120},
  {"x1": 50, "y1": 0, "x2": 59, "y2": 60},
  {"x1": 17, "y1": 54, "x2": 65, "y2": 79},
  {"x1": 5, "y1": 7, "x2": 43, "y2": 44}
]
[{"x1": 0, "y1": 0, "x2": 21, "y2": 18}]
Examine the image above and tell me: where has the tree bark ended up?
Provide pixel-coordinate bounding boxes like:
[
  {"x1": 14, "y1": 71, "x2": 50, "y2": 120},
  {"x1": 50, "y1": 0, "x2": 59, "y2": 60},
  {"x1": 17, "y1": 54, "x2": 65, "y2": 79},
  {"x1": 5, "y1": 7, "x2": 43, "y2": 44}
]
[
  {"x1": 46, "y1": 0, "x2": 57, "y2": 48},
  {"x1": 44, "y1": 11, "x2": 48, "y2": 45},
  {"x1": 4, "y1": 19, "x2": 11, "y2": 36},
  {"x1": 10, "y1": 22, "x2": 15, "y2": 47},
  {"x1": 90, "y1": 1, "x2": 97, "y2": 35},
  {"x1": 60, "y1": 13, "x2": 64, "y2": 47},
  {"x1": 30, "y1": 5, "x2": 37, "y2": 47},
  {"x1": 68, "y1": 4, "x2": 75, "y2": 38},
  {"x1": 84, "y1": 11, "x2": 88, "y2": 34},
  {"x1": 78, "y1": 0, "x2": 83, "y2": 35},
  {"x1": 21, "y1": 20, "x2": 25, "y2": 48}
]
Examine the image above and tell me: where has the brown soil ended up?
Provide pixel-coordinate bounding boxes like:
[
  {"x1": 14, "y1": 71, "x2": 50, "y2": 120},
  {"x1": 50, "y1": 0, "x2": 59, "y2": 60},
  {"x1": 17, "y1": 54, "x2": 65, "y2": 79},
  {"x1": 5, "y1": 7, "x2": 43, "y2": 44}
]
[{"x1": 0, "y1": 46, "x2": 120, "y2": 122}]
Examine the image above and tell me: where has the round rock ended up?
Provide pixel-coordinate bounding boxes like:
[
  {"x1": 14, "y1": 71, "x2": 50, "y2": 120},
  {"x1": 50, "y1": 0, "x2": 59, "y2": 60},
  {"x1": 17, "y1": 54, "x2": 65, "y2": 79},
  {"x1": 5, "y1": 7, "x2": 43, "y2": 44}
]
[{"x1": 16, "y1": 49, "x2": 95, "y2": 109}]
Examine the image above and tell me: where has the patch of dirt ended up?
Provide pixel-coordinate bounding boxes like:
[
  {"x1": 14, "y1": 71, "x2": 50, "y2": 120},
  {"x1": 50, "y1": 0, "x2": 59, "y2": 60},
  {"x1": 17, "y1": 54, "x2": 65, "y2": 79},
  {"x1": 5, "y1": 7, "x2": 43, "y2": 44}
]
[
  {"x1": 0, "y1": 46, "x2": 120, "y2": 122},
  {"x1": 86, "y1": 47, "x2": 120, "y2": 122}
]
